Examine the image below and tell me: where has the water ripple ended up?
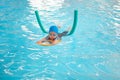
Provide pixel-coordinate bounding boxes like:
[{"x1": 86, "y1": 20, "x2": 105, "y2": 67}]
[{"x1": 0, "y1": 0, "x2": 120, "y2": 80}]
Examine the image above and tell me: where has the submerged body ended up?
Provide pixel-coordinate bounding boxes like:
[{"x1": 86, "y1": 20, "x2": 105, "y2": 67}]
[
  {"x1": 37, "y1": 26, "x2": 70, "y2": 46},
  {"x1": 37, "y1": 31, "x2": 68, "y2": 45}
]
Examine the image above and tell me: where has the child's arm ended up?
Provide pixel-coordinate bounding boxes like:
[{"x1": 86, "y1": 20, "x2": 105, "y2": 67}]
[
  {"x1": 58, "y1": 27, "x2": 71, "y2": 37},
  {"x1": 36, "y1": 38, "x2": 46, "y2": 44}
]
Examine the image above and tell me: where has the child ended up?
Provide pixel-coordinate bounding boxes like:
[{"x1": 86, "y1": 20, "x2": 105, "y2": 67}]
[{"x1": 37, "y1": 25, "x2": 70, "y2": 45}]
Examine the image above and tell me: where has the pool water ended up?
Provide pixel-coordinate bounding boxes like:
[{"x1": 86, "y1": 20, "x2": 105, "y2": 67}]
[{"x1": 0, "y1": 0, "x2": 120, "y2": 80}]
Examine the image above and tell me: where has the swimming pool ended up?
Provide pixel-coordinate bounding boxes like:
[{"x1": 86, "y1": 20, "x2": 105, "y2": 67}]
[{"x1": 0, "y1": 0, "x2": 120, "y2": 80}]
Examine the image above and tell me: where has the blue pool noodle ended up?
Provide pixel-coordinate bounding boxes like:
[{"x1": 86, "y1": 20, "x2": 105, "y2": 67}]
[
  {"x1": 35, "y1": 10, "x2": 78, "y2": 35},
  {"x1": 35, "y1": 11, "x2": 48, "y2": 33},
  {"x1": 67, "y1": 10, "x2": 78, "y2": 35}
]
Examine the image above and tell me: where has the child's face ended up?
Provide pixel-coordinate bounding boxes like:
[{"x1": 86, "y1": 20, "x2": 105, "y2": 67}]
[{"x1": 49, "y1": 32, "x2": 57, "y2": 39}]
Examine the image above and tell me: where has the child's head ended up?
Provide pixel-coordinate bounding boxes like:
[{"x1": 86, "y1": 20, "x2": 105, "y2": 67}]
[{"x1": 49, "y1": 26, "x2": 58, "y2": 39}]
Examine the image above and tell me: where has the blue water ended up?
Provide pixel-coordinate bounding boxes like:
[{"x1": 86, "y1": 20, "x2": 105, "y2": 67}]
[{"x1": 0, "y1": 0, "x2": 120, "y2": 80}]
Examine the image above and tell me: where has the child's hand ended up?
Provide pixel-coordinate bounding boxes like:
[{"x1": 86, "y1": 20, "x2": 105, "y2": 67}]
[
  {"x1": 57, "y1": 25, "x2": 61, "y2": 28},
  {"x1": 54, "y1": 21, "x2": 62, "y2": 28},
  {"x1": 67, "y1": 27, "x2": 71, "y2": 31}
]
